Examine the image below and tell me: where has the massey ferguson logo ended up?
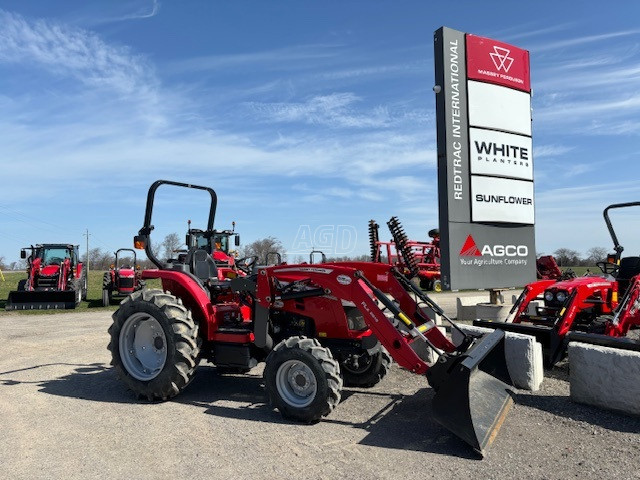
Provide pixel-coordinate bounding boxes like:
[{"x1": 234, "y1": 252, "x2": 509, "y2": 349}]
[
  {"x1": 460, "y1": 234, "x2": 528, "y2": 257},
  {"x1": 490, "y1": 46, "x2": 514, "y2": 72}
]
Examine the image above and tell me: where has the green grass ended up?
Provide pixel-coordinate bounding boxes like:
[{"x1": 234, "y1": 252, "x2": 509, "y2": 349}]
[{"x1": 0, "y1": 270, "x2": 160, "y2": 314}]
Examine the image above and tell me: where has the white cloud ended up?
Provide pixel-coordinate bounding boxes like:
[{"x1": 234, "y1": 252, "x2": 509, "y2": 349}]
[{"x1": 0, "y1": 9, "x2": 157, "y2": 97}]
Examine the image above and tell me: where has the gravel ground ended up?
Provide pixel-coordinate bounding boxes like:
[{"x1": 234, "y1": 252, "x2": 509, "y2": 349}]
[{"x1": 1, "y1": 295, "x2": 639, "y2": 480}]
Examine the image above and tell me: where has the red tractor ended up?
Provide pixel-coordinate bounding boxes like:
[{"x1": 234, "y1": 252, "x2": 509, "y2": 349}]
[
  {"x1": 185, "y1": 220, "x2": 261, "y2": 280},
  {"x1": 535, "y1": 255, "x2": 575, "y2": 281},
  {"x1": 369, "y1": 218, "x2": 442, "y2": 291},
  {"x1": 108, "y1": 180, "x2": 515, "y2": 455},
  {"x1": 6, "y1": 243, "x2": 86, "y2": 310},
  {"x1": 476, "y1": 201, "x2": 640, "y2": 367},
  {"x1": 102, "y1": 248, "x2": 145, "y2": 306}
]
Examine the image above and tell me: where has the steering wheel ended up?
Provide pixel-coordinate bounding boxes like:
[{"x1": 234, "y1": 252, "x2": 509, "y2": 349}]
[
  {"x1": 235, "y1": 256, "x2": 258, "y2": 274},
  {"x1": 596, "y1": 261, "x2": 618, "y2": 276},
  {"x1": 49, "y1": 257, "x2": 63, "y2": 265}
]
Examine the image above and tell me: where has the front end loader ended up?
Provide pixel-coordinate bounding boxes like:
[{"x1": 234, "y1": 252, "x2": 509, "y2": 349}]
[
  {"x1": 108, "y1": 180, "x2": 515, "y2": 456},
  {"x1": 6, "y1": 244, "x2": 86, "y2": 310}
]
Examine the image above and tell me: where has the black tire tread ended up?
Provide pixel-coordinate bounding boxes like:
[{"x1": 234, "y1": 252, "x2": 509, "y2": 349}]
[
  {"x1": 265, "y1": 336, "x2": 342, "y2": 423},
  {"x1": 107, "y1": 288, "x2": 200, "y2": 401}
]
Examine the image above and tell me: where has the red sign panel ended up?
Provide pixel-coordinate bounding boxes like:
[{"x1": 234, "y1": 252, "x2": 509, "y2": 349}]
[{"x1": 466, "y1": 34, "x2": 530, "y2": 92}]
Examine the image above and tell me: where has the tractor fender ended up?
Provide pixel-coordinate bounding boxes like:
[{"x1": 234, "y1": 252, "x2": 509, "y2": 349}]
[{"x1": 142, "y1": 269, "x2": 216, "y2": 339}]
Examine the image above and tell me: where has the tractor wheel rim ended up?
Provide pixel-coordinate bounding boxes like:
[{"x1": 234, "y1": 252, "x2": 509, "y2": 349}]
[
  {"x1": 275, "y1": 360, "x2": 317, "y2": 408},
  {"x1": 342, "y1": 352, "x2": 373, "y2": 374},
  {"x1": 119, "y1": 312, "x2": 167, "y2": 381}
]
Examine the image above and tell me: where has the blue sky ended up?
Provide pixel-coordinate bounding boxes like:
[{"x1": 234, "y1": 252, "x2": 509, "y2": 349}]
[{"x1": 1, "y1": 0, "x2": 640, "y2": 265}]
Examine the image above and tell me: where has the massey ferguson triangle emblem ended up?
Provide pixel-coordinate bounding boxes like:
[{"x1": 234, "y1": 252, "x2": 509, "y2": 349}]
[
  {"x1": 490, "y1": 46, "x2": 514, "y2": 72},
  {"x1": 460, "y1": 235, "x2": 482, "y2": 257}
]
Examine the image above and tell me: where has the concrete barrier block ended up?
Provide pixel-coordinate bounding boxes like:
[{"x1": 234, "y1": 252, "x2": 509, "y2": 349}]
[
  {"x1": 451, "y1": 324, "x2": 543, "y2": 391},
  {"x1": 455, "y1": 295, "x2": 488, "y2": 321},
  {"x1": 569, "y1": 342, "x2": 640, "y2": 416},
  {"x1": 476, "y1": 303, "x2": 511, "y2": 322}
]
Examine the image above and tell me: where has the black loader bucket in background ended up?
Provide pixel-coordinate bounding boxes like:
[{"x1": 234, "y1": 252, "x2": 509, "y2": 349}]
[
  {"x1": 427, "y1": 329, "x2": 514, "y2": 456},
  {"x1": 5, "y1": 289, "x2": 77, "y2": 311},
  {"x1": 474, "y1": 319, "x2": 564, "y2": 368}
]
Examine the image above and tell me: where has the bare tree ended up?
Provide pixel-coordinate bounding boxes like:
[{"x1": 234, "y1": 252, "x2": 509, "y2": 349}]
[
  {"x1": 161, "y1": 233, "x2": 183, "y2": 261},
  {"x1": 0, "y1": 256, "x2": 7, "y2": 270},
  {"x1": 240, "y1": 237, "x2": 285, "y2": 263},
  {"x1": 553, "y1": 248, "x2": 581, "y2": 266},
  {"x1": 585, "y1": 247, "x2": 608, "y2": 265}
]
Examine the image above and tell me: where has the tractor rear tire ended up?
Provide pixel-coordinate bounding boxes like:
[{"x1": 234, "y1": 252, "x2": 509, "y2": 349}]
[
  {"x1": 108, "y1": 288, "x2": 200, "y2": 401},
  {"x1": 264, "y1": 336, "x2": 342, "y2": 423},
  {"x1": 341, "y1": 346, "x2": 392, "y2": 388}
]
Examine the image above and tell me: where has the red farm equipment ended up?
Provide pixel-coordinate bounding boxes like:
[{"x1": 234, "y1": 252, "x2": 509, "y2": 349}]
[
  {"x1": 102, "y1": 248, "x2": 145, "y2": 306},
  {"x1": 535, "y1": 255, "x2": 575, "y2": 281},
  {"x1": 475, "y1": 201, "x2": 640, "y2": 367},
  {"x1": 185, "y1": 220, "x2": 260, "y2": 279},
  {"x1": 108, "y1": 180, "x2": 516, "y2": 455},
  {"x1": 369, "y1": 217, "x2": 441, "y2": 291},
  {"x1": 6, "y1": 243, "x2": 86, "y2": 310}
]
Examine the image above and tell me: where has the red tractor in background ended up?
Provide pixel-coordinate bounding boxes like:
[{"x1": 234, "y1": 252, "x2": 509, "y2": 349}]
[
  {"x1": 535, "y1": 255, "x2": 575, "y2": 281},
  {"x1": 6, "y1": 243, "x2": 86, "y2": 310},
  {"x1": 102, "y1": 248, "x2": 145, "y2": 306},
  {"x1": 186, "y1": 220, "x2": 260, "y2": 279},
  {"x1": 369, "y1": 217, "x2": 442, "y2": 291},
  {"x1": 108, "y1": 180, "x2": 516, "y2": 456},
  {"x1": 476, "y1": 201, "x2": 640, "y2": 367}
]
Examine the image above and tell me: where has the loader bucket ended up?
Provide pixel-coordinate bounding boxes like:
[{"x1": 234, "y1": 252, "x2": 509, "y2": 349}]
[
  {"x1": 427, "y1": 329, "x2": 513, "y2": 456},
  {"x1": 5, "y1": 289, "x2": 77, "y2": 311}
]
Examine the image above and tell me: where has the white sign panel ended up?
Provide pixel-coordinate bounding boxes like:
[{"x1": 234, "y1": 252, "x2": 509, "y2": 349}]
[
  {"x1": 468, "y1": 81, "x2": 531, "y2": 136},
  {"x1": 471, "y1": 176, "x2": 534, "y2": 224},
  {"x1": 469, "y1": 128, "x2": 533, "y2": 180}
]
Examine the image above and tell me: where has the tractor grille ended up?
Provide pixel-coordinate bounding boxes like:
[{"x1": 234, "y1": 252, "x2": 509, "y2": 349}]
[
  {"x1": 118, "y1": 277, "x2": 135, "y2": 289},
  {"x1": 36, "y1": 276, "x2": 58, "y2": 289}
]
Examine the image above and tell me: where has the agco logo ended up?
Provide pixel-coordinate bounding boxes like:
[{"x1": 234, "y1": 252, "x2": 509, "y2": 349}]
[
  {"x1": 460, "y1": 235, "x2": 528, "y2": 257},
  {"x1": 490, "y1": 46, "x2": 514, "y2": 73}
]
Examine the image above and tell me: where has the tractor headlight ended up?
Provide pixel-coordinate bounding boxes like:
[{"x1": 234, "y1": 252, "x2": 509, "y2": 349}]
[
  {"x1": 544, "y1": 291, "x2": 554, "y2": 302},
  {"x1": 556, "y1": 291, "x2": 568, "y2": 303}
]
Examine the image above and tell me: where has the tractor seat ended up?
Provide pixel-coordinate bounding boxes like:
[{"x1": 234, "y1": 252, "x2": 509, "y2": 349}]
[
  {"x1": 190, "y1": 248, "x2": 218, "y2": 282},
  {"x1": 616, "y1": 256, "x2": 640, "y2": 297}
]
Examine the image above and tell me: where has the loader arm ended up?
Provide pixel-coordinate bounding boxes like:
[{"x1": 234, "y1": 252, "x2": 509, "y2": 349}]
[{"x1": 608, "y1": 275, "x2": 640, "y2": 336}]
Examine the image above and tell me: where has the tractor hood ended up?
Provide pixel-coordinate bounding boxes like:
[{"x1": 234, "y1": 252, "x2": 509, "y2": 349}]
[
  {"x1": 118, "y1": 268, "x2": 136, "y2": 277},
  {"x1": 40, "y1": 265, "x2": 60, "y2": 276},
  {"x1": 552, "y1": 275, "x2": 611, "y2": 291}
]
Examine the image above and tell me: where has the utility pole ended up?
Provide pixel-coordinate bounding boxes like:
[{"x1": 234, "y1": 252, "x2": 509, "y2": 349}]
[{"x1": 83, "y1": 229, "x2": 91, "y2": 273}]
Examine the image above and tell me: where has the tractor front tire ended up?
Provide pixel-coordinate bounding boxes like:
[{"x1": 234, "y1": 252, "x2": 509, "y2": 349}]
[
  {"x1": 81, "y1": 273, "x2": 88, "y2": 300},
  {"x1": 264, "y1": 336, "x2": 342, "y2": 423},
  {"x1": 102, "y1": 273, "x2": 112, "y2": 306},
  {"x1": 102, "y1": 288, "x2": 110, "y2": 307},
  {"x1": 108, "y1": 289, "x2": 200, "y2": 401},
  {"x1": 341, "y1": 346, "x2": 391, "y2": 388},
  {"x1": 16, "y1": 279, "x2": 26, "y2": 291},
  {"x1": 73, "y1": 279, "x2": 83, "y2": 307}
]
